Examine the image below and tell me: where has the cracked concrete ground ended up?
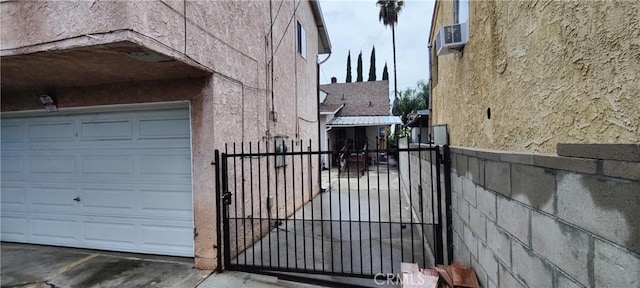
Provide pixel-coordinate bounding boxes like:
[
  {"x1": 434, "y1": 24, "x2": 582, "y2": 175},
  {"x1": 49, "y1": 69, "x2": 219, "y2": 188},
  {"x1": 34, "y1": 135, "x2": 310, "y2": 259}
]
[{"x1": 0, "y1": 243, "x2": 210, "y2": 288}]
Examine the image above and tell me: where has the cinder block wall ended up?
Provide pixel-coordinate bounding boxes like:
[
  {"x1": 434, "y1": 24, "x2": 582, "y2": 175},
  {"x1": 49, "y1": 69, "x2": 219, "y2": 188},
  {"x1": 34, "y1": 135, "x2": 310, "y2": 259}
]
[{"x1": 409, "y1": 143, "x2": 640, "y2": 287}]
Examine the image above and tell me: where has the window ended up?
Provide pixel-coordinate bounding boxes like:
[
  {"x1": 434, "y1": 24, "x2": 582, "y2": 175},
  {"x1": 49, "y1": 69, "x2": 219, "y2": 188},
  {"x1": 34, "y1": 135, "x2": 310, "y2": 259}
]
[
  {"x1": 454, "y1": 0, "x2": 469, "y2": 24},
  {"x1": 297, "y1": 21, "x2": 306, "y2": 59}
]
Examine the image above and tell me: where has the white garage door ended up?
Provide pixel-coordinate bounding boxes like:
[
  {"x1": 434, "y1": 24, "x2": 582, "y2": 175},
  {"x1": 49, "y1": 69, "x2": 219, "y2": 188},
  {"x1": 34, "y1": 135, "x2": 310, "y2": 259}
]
[{"x1": 1, "y1": 107, "x2": 194, "y2": 257}]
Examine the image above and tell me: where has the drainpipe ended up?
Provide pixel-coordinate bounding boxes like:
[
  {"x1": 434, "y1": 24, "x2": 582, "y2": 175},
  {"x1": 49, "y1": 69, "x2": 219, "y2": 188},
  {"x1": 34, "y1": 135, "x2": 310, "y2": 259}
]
[{"x1": 317, "y1": 53, "x2": 331, "y2": 188}]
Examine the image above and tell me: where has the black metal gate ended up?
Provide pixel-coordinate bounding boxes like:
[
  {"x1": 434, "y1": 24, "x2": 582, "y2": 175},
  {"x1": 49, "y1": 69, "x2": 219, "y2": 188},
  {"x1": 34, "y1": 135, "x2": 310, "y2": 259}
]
[{"x1": 215, "y1": 139, "x2": 450, "y2": 285}]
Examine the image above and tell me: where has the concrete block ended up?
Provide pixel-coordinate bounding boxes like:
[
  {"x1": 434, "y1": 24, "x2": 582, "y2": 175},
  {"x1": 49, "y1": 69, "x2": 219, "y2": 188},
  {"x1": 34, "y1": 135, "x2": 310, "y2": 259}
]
[
  {"x1": 462, "y1": 177, "x2": 477, "y2": 207},
  {"x1": 531, "y1": 211, "x2": 590, "y2": 286},
  {"x1": 511, "y1": 163, "x2": 556, "y2": 214},
  {"x1": 452, "y1": 207, "x2": 463, "y2": 233},
  {"x1": 454, "y1": 230, "x2": 472, "y2": 266},
  {"x1": 451, "y1": 173, "x2": 462, "y2": 197},
  {"x1": 457, "y1": 154, "x2": 468, "y2": 176},
  {"x1": 533, "y1": 154, "x2": 598, "y2": 174},
  {"x1": 452, "y1": 193, "x2": 458, "y2": 213},
  {"x1": 458, "y1": 196, "x2": 469, "y2": 224},
  {"x1": 603, "y1": 160, "x2": 640, "y2": 180},
  {"x1": 477, "y1": 186, "x2": 497, "y2": 222},
  {"x1": 463, "y1": 224, "x2": 478, "y2": 257},
  {"x1": 487, "y1": 219, "x2": 511, "y2": 267},
  {"x1": 557, "y1": 172, "x2": 640, "y2": 253},
  {"x1": 556, "y1": 273, "x2": 583, "y2": 288},
  {"x1": 487, "y1": 279, "x2": 497, "y2": 288},
  {"x1": 594, "y1": 238, "x2": 640, "y2": 288},
  {"x1": 497, "y1": 196, "x2": 529, "y2": 244},
  {"x1": 485, "y1": 161, "x2": 511, "y2": 197},
  {"x1": 557, "y1": 143, "x2": 640, "y2": 162},
  {"x1": 478, "y1": 242, "x2": 499, "y2": 283},
  {"x1": 499, "y1": 263, "x2": 525, "y2": 288},
  {"x1": 469, "y1": 207, "x2": 486, "y2": 242},
  {"x1": 476, "y1": 150, "x2": 501, "y2": 161},
  {"x1": 471, "y1": 257, "x2": 488, "y2": 288},
  {"x1": 468, "y1": 156, "x2": 485, "y2": 186},
  {"x1": 500, "y1": 152, "x2": 535, "y2": 165},
  {"x1": 511, "y1": 241, "x2": 553, "y2": 288}
]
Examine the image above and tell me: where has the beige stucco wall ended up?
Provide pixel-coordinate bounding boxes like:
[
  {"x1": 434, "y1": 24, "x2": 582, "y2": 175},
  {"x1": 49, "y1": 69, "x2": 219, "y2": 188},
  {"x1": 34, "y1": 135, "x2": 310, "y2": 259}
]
[
  {"x1": 430, "y1": 0, "x2": 640, "y2": 153},
  {"x1": 1, "y1": 0, "x2": 322, "y2": 270}
]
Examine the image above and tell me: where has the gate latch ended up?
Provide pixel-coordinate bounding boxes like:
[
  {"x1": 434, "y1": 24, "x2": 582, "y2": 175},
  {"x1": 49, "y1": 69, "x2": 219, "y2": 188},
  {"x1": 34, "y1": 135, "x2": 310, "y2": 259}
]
[{"x1": 222, "y1": 191, "x2": 232, "y2": 205}]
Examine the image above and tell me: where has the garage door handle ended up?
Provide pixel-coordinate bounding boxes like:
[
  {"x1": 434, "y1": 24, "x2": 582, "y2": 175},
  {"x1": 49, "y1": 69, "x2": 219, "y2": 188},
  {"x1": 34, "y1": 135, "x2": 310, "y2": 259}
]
[{"x1": 73, "y1": 197, "x2": 80, "y2": 202}]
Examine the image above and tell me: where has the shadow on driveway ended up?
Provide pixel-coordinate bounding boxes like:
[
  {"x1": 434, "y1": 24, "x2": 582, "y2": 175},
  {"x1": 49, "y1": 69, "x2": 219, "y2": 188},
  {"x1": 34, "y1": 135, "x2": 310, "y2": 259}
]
[{"x1": 1, "y1": 242, "x2": 210, "y2": 288}]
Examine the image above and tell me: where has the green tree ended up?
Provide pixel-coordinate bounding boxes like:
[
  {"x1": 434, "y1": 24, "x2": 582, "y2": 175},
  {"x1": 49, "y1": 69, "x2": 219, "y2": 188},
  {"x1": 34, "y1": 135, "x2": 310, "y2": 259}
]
[
  {"x1": 368, "y1": 46, "x2": 376, "y2": 81},
  {"x1": 382, "y1": 62, "x2": 389, "y2": 80},
  {"x1": 377, "y1": 0, "x2": 404, "y2": 100},
  {"x1": 346, "y1": 51, "x2": 352, "y2": 83},
  {"x1": 356, "y1": 51, "x2": 363, "y2": 82},
  {"x1": 397, "y1": 80, "x2": 429, "y2": 124}
]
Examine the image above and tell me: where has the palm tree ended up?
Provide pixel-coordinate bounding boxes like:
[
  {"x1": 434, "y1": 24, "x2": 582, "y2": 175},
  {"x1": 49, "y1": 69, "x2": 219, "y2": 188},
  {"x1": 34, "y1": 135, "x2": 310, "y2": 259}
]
[{"x1": 377, "y1": 0, "x2": 404, "y2": 114}]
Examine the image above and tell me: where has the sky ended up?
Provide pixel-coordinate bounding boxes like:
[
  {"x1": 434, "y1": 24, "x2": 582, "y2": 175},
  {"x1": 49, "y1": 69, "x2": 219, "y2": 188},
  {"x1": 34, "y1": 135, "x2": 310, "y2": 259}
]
[{"x1": 318, "y1": 0, "x2": 436, "y2": 95}]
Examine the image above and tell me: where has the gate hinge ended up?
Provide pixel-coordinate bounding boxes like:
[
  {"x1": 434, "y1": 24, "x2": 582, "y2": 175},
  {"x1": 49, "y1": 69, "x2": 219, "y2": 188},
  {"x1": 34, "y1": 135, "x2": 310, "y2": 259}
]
[{"x1": 222, "y1": 191, "x2": 232, "y2": 205}]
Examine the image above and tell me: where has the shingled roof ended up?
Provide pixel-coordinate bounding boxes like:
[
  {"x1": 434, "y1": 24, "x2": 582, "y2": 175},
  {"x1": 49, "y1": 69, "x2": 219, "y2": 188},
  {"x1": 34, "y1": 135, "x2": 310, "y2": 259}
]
[{"x1": 320, "y1": 80, "x2": 390, "y2": 116}]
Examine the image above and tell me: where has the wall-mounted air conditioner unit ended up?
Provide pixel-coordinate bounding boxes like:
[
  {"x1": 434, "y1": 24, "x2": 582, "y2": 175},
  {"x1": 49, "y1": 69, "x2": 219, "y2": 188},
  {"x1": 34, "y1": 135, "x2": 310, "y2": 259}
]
[{"x1": 435, "y1": 21, "x2": 469, "y2": 56}]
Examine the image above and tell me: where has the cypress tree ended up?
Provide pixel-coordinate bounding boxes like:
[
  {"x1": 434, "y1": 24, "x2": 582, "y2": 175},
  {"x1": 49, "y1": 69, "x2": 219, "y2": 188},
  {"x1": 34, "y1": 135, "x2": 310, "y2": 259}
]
[
  {"x1": 368, "y1": 46, "x2": 376, "y2": 81},
  {"x1": 356, "y1": 51, "x2": 363, "y2": 82},
  {"x1": 346, "y1": 51, "x2": 352, "y2": 83},
  {"x1": 382, "y1": 62, "x2": 389, "y2": 80}
]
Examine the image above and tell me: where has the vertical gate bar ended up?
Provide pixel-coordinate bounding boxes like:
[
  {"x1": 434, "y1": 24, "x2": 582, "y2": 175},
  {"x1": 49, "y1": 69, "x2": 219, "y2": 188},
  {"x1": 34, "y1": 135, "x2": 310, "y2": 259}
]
[
  {"x1": 337, "y1": 141, "x2": 344, "y2": 273},
  {"x1": 215, "y1": 150, "x2": 223, "y2": 272},
  {"x1": 266, "y1": 140, "x2": 273, "y2": 267},
  {"x1": 283, "y1": 140, "x2": 290, "y2": 269},
  {"x1": 443, "y1": 145, "x2": 453, "y2": 263},
  {"x1": 300, "y1": 140, "x2": 307, "y2": 270},
  {"x1": 408, "y1": 145, "x2": 415, "y2": 263},
  {"x1": 418, "y1": 143, "x2": 425, "y2": 268},
  {"x1": 274, "y1": 140, "x2": 280, "y2": 268},
  {"x1": 346, "y1": 145, "x2": 353, "y2": 274},
  {"x1": 398, "y1": 144, "x2": 404, "y2": 264},
  {"x1": 366, "y1": 143, "x2": 373, "y2": 275},
  {"x1": 249, "y1": 142, "x2": 255, "y2": 266},
  {"x1": 435, "y1": 146, "x2": 444, "y2": 265},
  {"x1": 386, "y1": 143, "x2": 393, "y2": 273},
  {"x1": 223, "y1": 145, "x2": 231, "y2": 268},
  {"x1": 241, "y1": 142, "x2": 247, "y2": 265},
  {"x1": 233, "y1": 143, "x2": 239, "y2": 265},
  {"x1": 376, "y1": 138, "x2": 383, "y2": 273},
  {"x1": 319, "y1": 145, "x2": 326, "y2": 273},
  {"x1": 356, "y1": 145, "x2": 363, "y2": 274},
  {"x1": 258, "y1": 142, "x2": 264, "y2": 267},
  {"x1": 328, "y1": 140, "x2": 334, "y2": 273},
  {"x1": 291, "y1": 140, "x2": 298, "y2": 269},
  {"x1": 430, "y1": 147, "x2": 436, "y2": 266},
  {"x1": 309, "y1": 140, "x2": 316, "y2": 270}
]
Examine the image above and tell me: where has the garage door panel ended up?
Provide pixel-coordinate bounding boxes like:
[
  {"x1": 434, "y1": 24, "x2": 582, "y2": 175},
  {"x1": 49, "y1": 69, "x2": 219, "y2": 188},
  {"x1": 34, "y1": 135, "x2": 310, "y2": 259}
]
[
  {"x1": 1, "y1": 186, "x2": 27, "y2": 211},
  {"x1": 31, "y1": 218, "x2": 78, "y2": 242},
  {"x1": 1, "y1": 215, "x2": 28, "y2": 240},
  {"x1": 29, "y1": 156, "x2": 76, "y2": 175},
  {"x1": 141, "y1": 189, "x2": 191, "y2": 212},
  {"x1": 81, "y1": 156, "x2": 133, "y2": 175},
  {"x1": 139, "y1": 118, "x2": 190, "y2": 139},
  {"x1": 80, "y1": 120, "x2": 132, "y2": 140},
  {"x1": 2, "y1": 155, "x2": 24, "y2": 175},
  {"x1": 1, "y1": 124, "x2": 22, "y2": 143},
  {"x1": 28, "y1": 122, "x2": 75, "y2": 142},
  {"x1": 83, "y1": 221, "x2": 136, "y2": 245},
  {"x1": 82, "y1": 188, "x2": 135, "y2": 210},
  {"x1": 30, "y1": 187, "x2": 78, "y2": 212},
  {"x1": 1, "y1": 107, "x2": 193, "y2": 257}
]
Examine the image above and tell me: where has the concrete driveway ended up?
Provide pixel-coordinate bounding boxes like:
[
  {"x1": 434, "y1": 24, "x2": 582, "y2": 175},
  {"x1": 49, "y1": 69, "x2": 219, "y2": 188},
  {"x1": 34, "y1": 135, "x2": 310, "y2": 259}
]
[{"x1": 1, "y1": 243, "x2": 210, "y2": 288}]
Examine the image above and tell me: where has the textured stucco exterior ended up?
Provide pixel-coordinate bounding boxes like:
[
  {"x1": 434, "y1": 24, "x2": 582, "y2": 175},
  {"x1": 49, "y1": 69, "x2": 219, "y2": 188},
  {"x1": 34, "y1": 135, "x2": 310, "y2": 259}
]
[
  {"x1": 1, "y1": 0, "x2": 328, "y2": 270},
  {"x1": 429, "y1": 0, "x2": 640, "y2": 153}
]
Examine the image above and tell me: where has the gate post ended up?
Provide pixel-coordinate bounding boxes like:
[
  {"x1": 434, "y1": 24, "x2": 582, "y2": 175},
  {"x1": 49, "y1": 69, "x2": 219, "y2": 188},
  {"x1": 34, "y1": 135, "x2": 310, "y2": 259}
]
[
  {"x1": 214, "y1": 150, "x2": 223, "y2": 272},
  {"x1": 442, "y1": 145, "x2": 453, "y2": 264}
]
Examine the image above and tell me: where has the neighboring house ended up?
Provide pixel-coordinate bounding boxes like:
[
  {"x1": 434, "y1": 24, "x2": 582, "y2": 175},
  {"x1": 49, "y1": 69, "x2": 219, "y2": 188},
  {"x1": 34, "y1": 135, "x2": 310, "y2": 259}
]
[
  {"x1": 416, "y1": 0, "x2": 640, "y2": 287},
  {"x1": 319, "y1": 78, "x2": 401, "y2": 167},
  {"x1": 0, "y1": 0, "x2": 330, "y2": 270}
]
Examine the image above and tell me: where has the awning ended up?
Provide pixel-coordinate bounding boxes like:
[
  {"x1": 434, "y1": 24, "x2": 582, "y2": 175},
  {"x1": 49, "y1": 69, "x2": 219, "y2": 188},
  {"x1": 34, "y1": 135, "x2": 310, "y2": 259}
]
[{"x1": 327, "y1": 115, "x2": 402, "y2": 127}]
